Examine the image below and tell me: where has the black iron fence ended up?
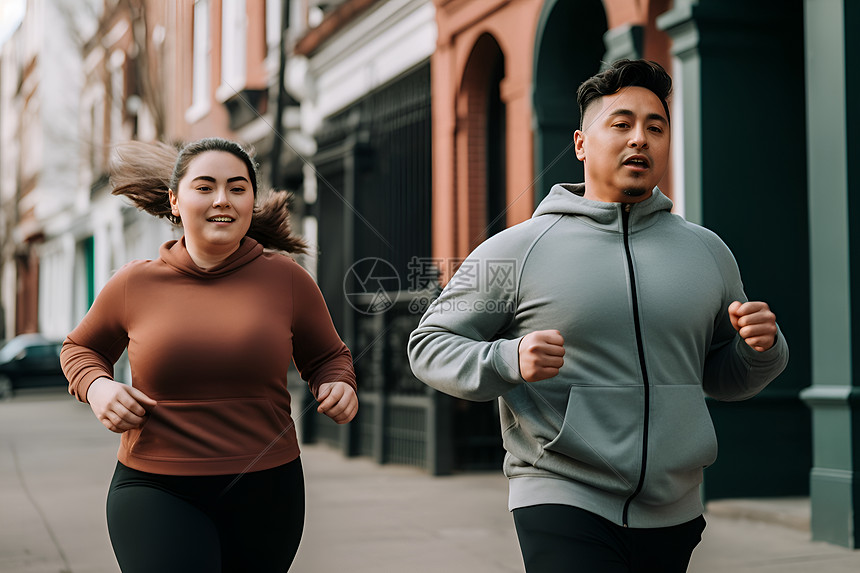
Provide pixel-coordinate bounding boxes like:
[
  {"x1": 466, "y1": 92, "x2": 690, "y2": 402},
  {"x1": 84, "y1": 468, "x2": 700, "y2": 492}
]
[
  {"x1": 296, "y1": 291, "x2": 503, "y2": 474},
  {"x1": 301, "y1": 62, "x2": 504, "y2": 474}
]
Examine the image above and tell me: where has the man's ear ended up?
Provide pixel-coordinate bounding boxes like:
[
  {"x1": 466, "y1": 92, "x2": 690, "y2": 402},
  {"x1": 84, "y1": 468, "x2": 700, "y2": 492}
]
[{"x1": 574, "y1": 130, "x2": 586, "y2": 162}]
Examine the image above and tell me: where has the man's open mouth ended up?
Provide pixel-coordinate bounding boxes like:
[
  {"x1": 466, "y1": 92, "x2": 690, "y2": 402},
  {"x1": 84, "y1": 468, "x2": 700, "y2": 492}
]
[{"x1": 623, "y1": 156, "x2": 650, "y2": 168}]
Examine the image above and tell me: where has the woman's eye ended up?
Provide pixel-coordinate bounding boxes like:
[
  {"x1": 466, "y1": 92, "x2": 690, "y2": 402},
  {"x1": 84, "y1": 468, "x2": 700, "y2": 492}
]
[
  {"x1": 197, "y1": 186, "x2": 211, "y2": 192},
  {"x1": 231, "y1": 187, "x2": 247, "y2": 193}
]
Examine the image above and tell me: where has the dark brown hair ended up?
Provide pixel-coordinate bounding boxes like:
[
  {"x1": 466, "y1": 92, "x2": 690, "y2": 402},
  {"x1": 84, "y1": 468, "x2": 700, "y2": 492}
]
[
  {"x1": 109, "y1": 138, "x2": 307, "y2": 254},
  {"x1": 577, "y1": 59, "x2": 673, "y2": 129}
]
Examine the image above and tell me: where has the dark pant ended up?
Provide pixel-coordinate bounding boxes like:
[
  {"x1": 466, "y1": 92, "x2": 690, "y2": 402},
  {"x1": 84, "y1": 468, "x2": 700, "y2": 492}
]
[
  {"x1": 513, "y1": 504, "x2": 705, "y2": 573},
  {"x1": 106, "y1": 458, "x2": 305, "y2": 573}
]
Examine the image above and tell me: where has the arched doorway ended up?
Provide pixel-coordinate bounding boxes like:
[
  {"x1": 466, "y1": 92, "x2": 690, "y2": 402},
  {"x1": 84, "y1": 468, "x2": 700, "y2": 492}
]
[
  {"x1": 446, "y1": 33, "x2": 509, "y2": 471},
  {"x1": 457, "y1": 33, "x2": 507, "y2": 252},
  {"x1": 532, "y1": 0, "x2": 607, "y2": 205}
]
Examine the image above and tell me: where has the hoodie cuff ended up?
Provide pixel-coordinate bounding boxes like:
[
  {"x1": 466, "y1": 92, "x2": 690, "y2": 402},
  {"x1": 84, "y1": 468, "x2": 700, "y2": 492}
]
[
  {"x1": 492, "y1": 337, "x2": 526, "y2": 384},
  {"x1": 736, "y1": 325, "x2": 787, "y2": 365}
]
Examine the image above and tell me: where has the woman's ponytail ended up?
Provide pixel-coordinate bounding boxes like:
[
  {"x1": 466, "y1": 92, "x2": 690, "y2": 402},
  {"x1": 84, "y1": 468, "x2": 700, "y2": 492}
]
[
  {"x1": 248, "y1": 191, "x2": 308, "y2": 255},
  {"x1": 109, "y1": 140, "x2": 180, "y2": 223}
]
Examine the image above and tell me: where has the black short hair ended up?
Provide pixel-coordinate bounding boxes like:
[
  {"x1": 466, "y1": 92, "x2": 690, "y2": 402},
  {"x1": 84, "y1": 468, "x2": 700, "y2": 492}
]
[{"x1": 577, "y1": 59, "x2": 673, "y2": 129}]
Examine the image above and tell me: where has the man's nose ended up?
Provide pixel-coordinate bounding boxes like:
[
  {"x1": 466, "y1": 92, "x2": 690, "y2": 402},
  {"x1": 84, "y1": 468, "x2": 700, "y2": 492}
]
[{"x1": 629, "y1": 125, "x2": 649, "y2": 148}]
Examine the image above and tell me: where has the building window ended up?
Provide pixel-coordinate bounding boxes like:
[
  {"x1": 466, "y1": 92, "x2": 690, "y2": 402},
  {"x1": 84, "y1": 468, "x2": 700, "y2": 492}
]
[
  {"x1": 187, "y1": 0, "x2": 211, "y2": 123},
  {"x1": 89, "y1": 93, "x2": 105, "y2": 176},
  {"x1": 109, "y1": 50, "x2": 125, "y2": 146},
  {"x1": 217, "y1": 0, "x2": 246, "y2": 102}
]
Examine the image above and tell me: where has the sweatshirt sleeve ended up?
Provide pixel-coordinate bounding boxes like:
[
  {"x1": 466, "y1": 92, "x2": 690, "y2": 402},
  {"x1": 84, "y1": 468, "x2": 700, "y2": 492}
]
[
  {"x1": 290, "y1": 262, "x2": 357, "y2": 399},
  {"x1": 408, "y1": 241, "x2": 524, "y2": 402},
  {"x1": 61, "y1": 263, "x2": 134, "y2": 403},
  {"x1": 700, "y1": 235, "x2": 789, "y2": 401}
]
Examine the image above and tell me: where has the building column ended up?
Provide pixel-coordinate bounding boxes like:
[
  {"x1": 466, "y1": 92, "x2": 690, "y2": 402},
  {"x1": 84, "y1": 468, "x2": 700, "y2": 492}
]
[
  {"x1": 657, "y1": 3, "x2": 702, "y2": 224},
  {"x1": 430, "y1": 36, "x2": 458, "y2": 275},
  {"x1": 799, "y1": 0, "x2": 860, "y2": 549},
  {"x1": 501, "y1": 79, "x2": 534, "y2": 227},
  {"x1": 602, "y1": 24, "x2": 643, "y2": 67}
]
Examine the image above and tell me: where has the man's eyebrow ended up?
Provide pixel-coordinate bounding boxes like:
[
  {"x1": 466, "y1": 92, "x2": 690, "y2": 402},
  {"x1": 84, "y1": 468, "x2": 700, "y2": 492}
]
[{"x1": 607, "y1": 109, "x2": 668, "y2": 123}]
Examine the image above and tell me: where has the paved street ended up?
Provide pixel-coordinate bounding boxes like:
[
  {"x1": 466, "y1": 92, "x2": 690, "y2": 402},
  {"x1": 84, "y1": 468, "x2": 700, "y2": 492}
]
[{"x1": 3, "y1": 389, "x2": 860, "y2": 572}]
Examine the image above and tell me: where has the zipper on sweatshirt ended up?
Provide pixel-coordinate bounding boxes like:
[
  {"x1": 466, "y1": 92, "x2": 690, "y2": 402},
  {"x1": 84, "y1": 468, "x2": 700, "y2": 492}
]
[{"x1": 621, "y1": 203, "x2": 650, "y2": 527}]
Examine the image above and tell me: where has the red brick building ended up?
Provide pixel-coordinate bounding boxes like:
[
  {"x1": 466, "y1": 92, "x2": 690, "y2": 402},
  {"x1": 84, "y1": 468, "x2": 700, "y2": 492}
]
[{"x1": 431, "y1": 0, "x2": 674, "y2": 270}]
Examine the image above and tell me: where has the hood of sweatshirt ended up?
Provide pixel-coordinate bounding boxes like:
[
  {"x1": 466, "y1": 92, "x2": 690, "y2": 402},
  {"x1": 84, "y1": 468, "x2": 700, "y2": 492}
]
[
  {"x1": 160, "y1": 236, "x2": 264, "y2": 279},
  {"x1": 533, "y1": 183, "x2": 674, "y2": 232}
]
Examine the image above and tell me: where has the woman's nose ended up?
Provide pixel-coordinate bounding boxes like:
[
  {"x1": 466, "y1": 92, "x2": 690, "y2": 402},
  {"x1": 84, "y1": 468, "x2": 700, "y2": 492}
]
[{"x1": 212, "y1": 189, "x2": 231, "y2": 207}]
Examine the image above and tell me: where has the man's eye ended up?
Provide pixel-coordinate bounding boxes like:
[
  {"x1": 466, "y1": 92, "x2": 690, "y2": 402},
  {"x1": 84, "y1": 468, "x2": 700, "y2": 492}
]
[
  {"x1": 648, "y1": 126, "x2": 664, "y2": 133},
  {"x1": 613, "y1": 122, "x2": 630, "y2": 129}
]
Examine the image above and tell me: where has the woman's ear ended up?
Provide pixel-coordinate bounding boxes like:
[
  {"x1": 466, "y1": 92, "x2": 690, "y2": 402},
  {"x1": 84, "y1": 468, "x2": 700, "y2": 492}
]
[{"x1": 168, "y1": 189, "x2": 179, "y2": 216}]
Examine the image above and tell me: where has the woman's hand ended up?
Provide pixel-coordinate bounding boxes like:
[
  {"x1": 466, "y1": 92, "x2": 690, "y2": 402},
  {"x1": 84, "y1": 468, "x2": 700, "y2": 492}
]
[
  {"x1": 86, "y1": 377, "x2": 157, "y2": 433},
  {"x1": 316, "y1": 381, "x2": 358, "y2": 424}
]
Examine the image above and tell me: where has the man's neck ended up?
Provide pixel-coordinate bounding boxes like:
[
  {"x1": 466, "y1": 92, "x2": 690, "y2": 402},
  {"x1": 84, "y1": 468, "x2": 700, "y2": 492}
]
[{"x1": 582, "y1": 185, "x2": 653, "y2": 204}]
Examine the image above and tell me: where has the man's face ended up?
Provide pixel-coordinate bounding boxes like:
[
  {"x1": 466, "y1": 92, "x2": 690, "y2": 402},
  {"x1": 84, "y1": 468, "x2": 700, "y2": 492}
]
[{"x1": 574, "y1": 86, "x2": 670, "y2": 203}]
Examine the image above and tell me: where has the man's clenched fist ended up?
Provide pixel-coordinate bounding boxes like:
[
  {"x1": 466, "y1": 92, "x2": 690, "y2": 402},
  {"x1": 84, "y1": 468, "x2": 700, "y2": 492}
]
[
  {"x1": 728, "y1": 301, "x2": 777, "y2": 352},
  {"x1": 518, "y1": 330, "x2": 565, "y2": 382}
]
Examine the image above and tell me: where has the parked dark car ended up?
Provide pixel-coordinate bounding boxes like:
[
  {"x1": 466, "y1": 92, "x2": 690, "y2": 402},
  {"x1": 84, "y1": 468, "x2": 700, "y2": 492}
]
[{"x1": 0, "y1": 333, "x2": 66, "y2": 398}]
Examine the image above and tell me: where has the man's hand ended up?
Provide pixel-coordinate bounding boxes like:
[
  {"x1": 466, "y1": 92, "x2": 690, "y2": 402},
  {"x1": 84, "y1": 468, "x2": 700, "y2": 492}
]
[
  {"x1": 729, "y1": 301, "x2": 778, "y2": 352},
  {"x1": 317, "y1": 381, "x2": 358, "y2": 424},
  {"x1": 86, "y1": 377, "x2": 157, "y2": 433},
  {"x1": 518, "y1": 330, "x2": 565, "y2": 382}
]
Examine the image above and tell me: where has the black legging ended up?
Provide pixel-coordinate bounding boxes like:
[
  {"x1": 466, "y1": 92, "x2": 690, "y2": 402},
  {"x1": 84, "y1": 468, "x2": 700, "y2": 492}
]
[
  {"x1": 513, "y1": 504, "x2": 705, "y2": 573},
  {"x1": 106, "y1": 458, "x2": 305, "y2": 572}
]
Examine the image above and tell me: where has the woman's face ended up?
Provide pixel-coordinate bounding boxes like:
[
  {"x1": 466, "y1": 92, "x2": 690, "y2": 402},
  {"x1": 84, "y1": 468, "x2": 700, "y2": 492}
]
[{"x1": 169, "y1": 150, "x2": 255, "y2": 256}]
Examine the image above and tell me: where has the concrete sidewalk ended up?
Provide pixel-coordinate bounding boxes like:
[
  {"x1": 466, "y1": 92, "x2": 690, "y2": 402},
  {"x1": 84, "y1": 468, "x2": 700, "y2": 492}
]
[{"x1": 2, "y1": 389, "x2": 859, "y2": 572}]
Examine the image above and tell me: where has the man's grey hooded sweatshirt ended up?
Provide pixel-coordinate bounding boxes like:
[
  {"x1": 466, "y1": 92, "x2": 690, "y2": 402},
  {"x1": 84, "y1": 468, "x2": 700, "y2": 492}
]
[{"x1": 408, "y1": 183, "x2": 789, "y2": 528}]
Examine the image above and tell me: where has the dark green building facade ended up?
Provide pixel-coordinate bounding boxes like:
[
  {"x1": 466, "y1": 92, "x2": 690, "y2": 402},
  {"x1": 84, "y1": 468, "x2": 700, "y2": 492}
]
[
  {"x1": 531, "y1": 0, "x2": 860, "y2": 550},
  {"x1": 656, "y1": 0, "x2": 858, "y2": 549}
]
